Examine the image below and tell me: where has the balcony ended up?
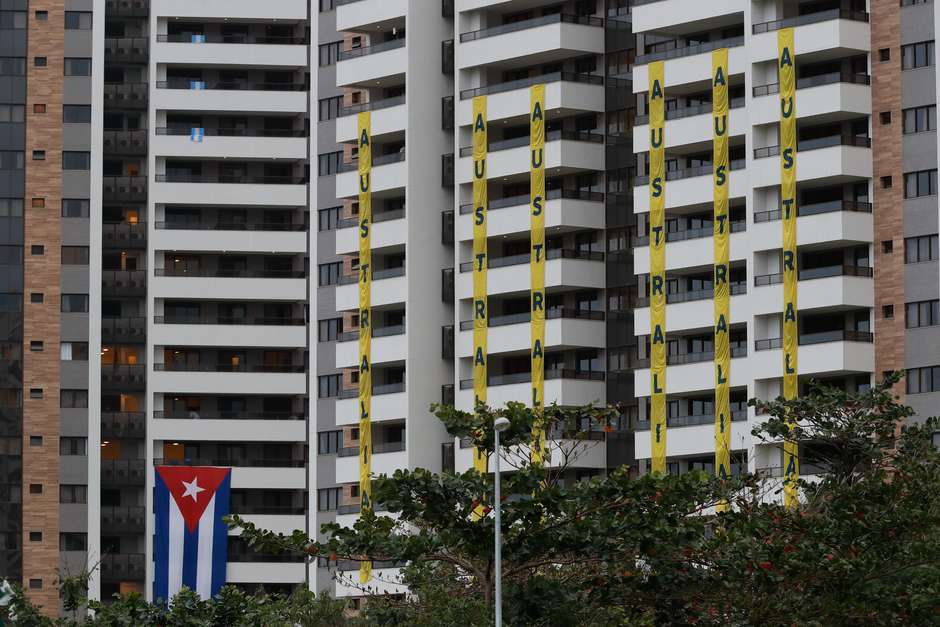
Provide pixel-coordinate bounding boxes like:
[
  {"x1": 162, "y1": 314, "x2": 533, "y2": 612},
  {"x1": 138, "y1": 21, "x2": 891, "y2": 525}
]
[
  {"x1": 335, "y1": 152, "x2": 407, "y2": 197},
  {"x1": 456, "y1": 130, "x2": 604, "y2": 183},
  {"x1": 154, "y1": 268, "x2": 305, "y2": 280},
  {"x1": 634, "y1": 160, "x2": 748, "y2": 213},
  {"x1": 456, "y1": 250, "x2": 604, "y2": 299},
  {"x1": 102, "y1": 270, "x2": 146, "y2": 295},
  {"x1": 336, "y1": 38, "x2": 406, "y2": 87},
  {"x1": 459, "y1": 248, "x2": 603, "y2": 273},
  {"x1": 752, "y1": 9, "x2": 869, "y2": 35},
  {"x1": 336, "y1": 0, "x2": 407, "y2": 32},
  {"x1": 753, "y1": 135, "x2": 871, "y2": 160},
  {"x1": 754, "y1": 199, "x2": 871, "y2": 223},
  {"x1": 750, "y1": 10, "x2": 870, "y2": 62},
  {"x1": 154, "y1": 362, "x2": 304, "y2": 374},
  {"x1": 457, "y1": 309, "x2": 605, "y2": 356},
  {"x1": 154, "y1": 34, "x2": 307, "y2": 68},
  {"x1": 101, "y1": 554, "x2": 145, "y2": 582},
  {"x1": 633, "y1": 220, "x2": 745, "y2": 246},
  {"x1": 336, "y1": 326, "x2": 407, "y2": 368},
  {"x1": 156, "y1": 34, "x2": 307, "y2": 45},
  {"x1": 104, "y1": 82, "x2": 148, "y2": 109},
  {"x1": 337, "y1": 382, "x2": 405, "y2": 400},
  {"x1": 101, "y1": 459, "x2": 146, "y2": 485},
  {"x1": 101, "y1": 411, "x2": 146, "y2": 439},
  {"x1": 458, "y1": 14, "x2": 604, "y2": 70},
  {"x1": 102, "y1": 221, "x2": 147, "y2": 248},
  {"x1": 152, "y1": 313, "x2": 306, "y2": 349},
  {"x1": 154, "y1": 410, "x2": 305, "y2": 421},
  {"x1": 335, "y1": 383, "x2": 407, "y2": 426},
  {"x1": 101, "y1": 506, "x2": 146, "y2": 533},
  {"x1": 456, "y1": 370, "x2": 605, "y2": 411},
  {"x1": 101, "y1": 317, "x2": 146, "y2": 343},
  {"x1": 636, "y1": 408, "x2": 748, "y2": 430},
  {"x1": 154, "y1": 173, "x2": 305, "y2": 185},
  {"x1": 754, "y1": 330, "x2": 873, "y2": 351},
  {"x1": 458, "y1": 129, "x2": 602, "y2": 158},
  {"x1": 156, "y1": 126, "x2": 306, "y2": 139},
  {"x1": 155, "y1": 314, "x2": 304, "y2": 327},
  {"x1": 102, "y1": 176, "x2": 147, "y2": 202},
  {"x1": 101, "y1": 364, "x2": 147, "y2": 390},
  {"x1": 635, "y1": 35, "x2": 743, "y2": 65},
  {"x1": 105, "y1": 37, "x2": 148, "y2": 64},
  {"x1": 752, "y1": 71, "x2": 870, "y2": 98},
  {"x1": 457, "y1": 189, "x2": 604, "y2": 239},
  {"x1": 105, "y1": 0, "x2": 148, "y2": 17},
  {"x1": 750, "y1": 332, "x2": 874, "y2": 380},
  {"x1": 635, "y1": 282, "x2": 746, "y2": 308},
  {"x1": 337, "y1": 441, "x2": 406, "y2": 482},
  {"x1": 336, "y1": 96, "x2": 406, "y2": 143},
  {"x1": 634, "y1": 99, "x2": 746, "y2": 151},
  {"x1": 752, "y1": 200, "x2": 872, "y2": 252},
  {"x1": 632, "y1": 0, "x2": 743, "y2": 34},
  {"x1": 154, "y1": 456, "x2": 305, "y2": 469},
  {"x1": 753, "y1": 264, "x2": 873, "y2": 287},
  {"x1": 335, "y1": 209, "x2": 405, "y2": 255},
  {"x1": 103, "y1": 129, "x2": 147, "y2": 155},
  {"x1": 633, "y1": 345, "x2": 748, "y2": 369},
  {"x1": 157, "y1": 79, "x2": 305, "y2": 92}
]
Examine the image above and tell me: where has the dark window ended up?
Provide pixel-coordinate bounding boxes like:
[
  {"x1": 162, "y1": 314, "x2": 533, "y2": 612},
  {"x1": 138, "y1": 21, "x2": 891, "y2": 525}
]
[
  {"x1": 62, "y1": 199, "x2": 90, "y2": 217},
  {"x1": 60, "y1": 532, "x2": 87, "y2": 551},
  {"x1": 60, "y1": 437, "x2": 87, "y2": 456},
  {"x1": 63, "y1": 105, "x2": 92, "y2": 123},
  {"x1": 318, "y1": 41, "x2": 341, "y2": 67},
  {"x1": 64, "y1": 58, "x2": 92, "y2": 76},
  {"x1": 318, "y1": 206, "x2": 341, "y2": 231},
  {"x1": 907, "y1": 365, "x2": 940, "y2": 394},
  {"x1": 319, "y1": 318, "x2": 342, "y2": 342},
  {"x1": 317, "y1": 487, "x2": 341, "y2": 511},
  {"x1": 61, "y1": 246, "x2": 89, "y2": 265},
  {"x1": 62, "y1": 151, "x2": 91, "y2": 170},
  {"x1": 906, "y1": 299, "x2": 940, "y2": 328},
  {"x1": 317, "y1": 374, "x2": 342, "y2": 398},
  {"x1": 0, "y1": 151, "x2": 24, "y2": 170},
  {"x1": 64, "y1": 11, "x2": 92, "y2": 29},
  {"x1": 60, "y1": 484, "x2": 87, "y2": 504},
  {"x1": 318, "y1": 95, "x2": 343, "y2": 121},
  {"x1": 0, "y1": 104, "x2": 25, "y2": 122},
  {"x1": 319, "y1": 0, "x2": 335, "y2": 11},
  {"x1": 904, "y1": 170, "x2": 938, "y2": 198},
  {"x1": 0, "y1": 58, "x2": 25, "y2": 75},
  {"x1": 0, "y1": 11, "x2": 26, "y2": 29},
  {"x1": 318, "y1": 261, "x2": 341, "y2": 286},
  {"x1": 0, "y1": 199, "x2": 22, "y2": 216},
  {"x1": 318, "y1": 430, "x2": 341, "y2": 454},
  {"x1": 61, "y1": 342, "x2": 89, "y2": 360},
  {"x1": 317, "y1": 151, "x2": 343, "y2": 176},
  {"x1": 902, "y1": 105, "x2": 937, "y2": 134},
  {"x1": 33, "y1": 57, "x2": 46, "y2": 67},
  {"x1": 904, "y1": 234, "x2": 939, "y2": 263},
  {"x1": 61, "y1": 389, "x2": 88, "y2": 408},
  {"x1": 31, "y1": 150, "x2": 45, "y2": 161},
  {"x1": 901, "y1": 41, "x2": 935, "y2": 70}
]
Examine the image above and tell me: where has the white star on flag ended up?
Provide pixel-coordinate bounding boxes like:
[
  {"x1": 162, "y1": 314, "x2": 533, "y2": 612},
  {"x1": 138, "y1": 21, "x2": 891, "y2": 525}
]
[{"x1": 182, "y1": 477, "x2": 205, "y2": 502}]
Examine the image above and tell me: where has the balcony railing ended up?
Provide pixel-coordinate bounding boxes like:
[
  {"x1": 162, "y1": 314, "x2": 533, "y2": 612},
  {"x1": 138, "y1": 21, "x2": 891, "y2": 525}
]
[
  {"x1": 155, "y1": 457, "x2": 305, "y2": 468},
  {"x1": 155, "y1": 314, "x2": 305, "y2": 326},
  {"x1": 338, "y1": 37, "x2": 405, "y2": 61},
  {"x1": 101, "y1": 411, "x2": 146, "y2": 438},
  {"x1": 337, "y1": 324, "x2": 405, "y2": 343},
  {"x1": 634, "y1": 345, "x2": 747, "y2": 368},
  {"x1": 154, "y1": 363, "x2": 305, "y2": 374},
  {"x1": 637, "y1": 408, "x2": 747, "y2": 430},
  {"x1": 156, "y1": 126, "x2": 307, "y2": 138},
  {"x1": 752, "y1": 9, "x2": 869, "y2": 35},
  {"x1": 337, "y1": 151, "x2": 406, "y2": 173},
  {"x1": 101, "y1": 506, "x2": 146, "y2": 533},
  {"x1": 459, "y1": 308, "x2": 604, "y2": 331},
  {"x1": 754, "y1": 199, "x2": 872, "y2": 223},
  {"x1": 154, "y1": 268, "x2": 306, "y2": 279},
  {"x1": 459, "y1": 248, "x2": 603, "y2": 272},
  {"x1": 157, "y1": 79, "x2": 306, "y2": 92},
  {"x1": 155, "y1": 410, "x2": 306, "y2": 421},
  {"x1": 459, "y1": 189, "x2": 604, "y2": 214},
  {"x1": 101, "y1": 364, "x2": 147, "y2": 389},
  {"x1": 102, "y1": 221, "x2": 147, "y2": 247},
  {"x1": 754, "y1": 264, "x2": 873, "y2": 286},
  {"x1": 102, "y1": 317, "x2": 147, "y2": 343},
  {"x1": 754, "y1": 329, "x2": 874, "y2": 351},
  {"x1": 155, "y1": 174, "x2": 306, "y2": 184},
  {"x1": 753, "y1": 135, "x2": 871, "y2": 159},
  {"x1": 636, "y1": 35, "x2": 744, "y2": 65},
  {"x1": 338, "y1": 441, "x2": 405, "y2": 457},
  {"x1": 635, "y1": 159, "x2": 745, "y2": 186},
  {"x1": 635, "y1": 281, "x2": 747, "y2": 307},
  {"x1": 460, "y1": 71, "x2": 603, "y2": 100},
  {"x1": 105, "y1": 0, "x2": 148, "y2": 17},
  {"x1": 156, "y1": 34, "x2": 307, "y2": 45},
  {"x1": 231, "y1": 504, "x2": 306, "y2": 515},
  {"x1": 101, "y1": 459, "x2": 146, "y2": 485},
  {"x1": 105, "y1": 37, "x2": 148, "y2": 62},
  {"x1": 459, "y1": 369, "x2": 604, "y2": 390},
  {"x1": 753, "y1": 71, "x2": 871, "y2": 97},
  {"x1": 103, "y1": 82, "x2": 148, "y2": 108},
  {"x1": 102, "y1": 270, "x2": 147, "y2": 294},
  {"x1": 459, "y1": 13, "x2": 603, "y2": 43},
  {"x1": 338, "y1": 95, "x2": 406, "y2": 118},
  {"x1": 103, "y1": 129, "x2": 147, "y2": 155},
  {"x1": 337, "y1": 208, "x2": 405, "y2": 229},
  {"x1": 101, "y1": 554, "x2": 145, "y2": 581},
  {"x1": 338, "y1": 382, "x2": 405, "y2": 399},
  {"x1": 156, "y1": 220, "x2": 306, "y2": 232},
  {"x1": 459, "y1": 129, "x2": 602, "y2": 157},
  {"x1": 337, "y1": 266, "x2": 405, "y2": 285},
  {"x1": 102, "y1": 176, "x2": 147, "y2": 202},
  {"x1": 633, "y1": 220, "x2": 745, "y2": 246},
  {"x1": 635, "y1": 97, "x2": 745, "y2": 125}
]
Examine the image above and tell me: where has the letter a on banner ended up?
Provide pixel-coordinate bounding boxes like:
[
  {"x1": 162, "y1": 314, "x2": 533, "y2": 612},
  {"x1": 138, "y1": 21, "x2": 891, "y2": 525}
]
[
  {"x1": 357, "y1": 112, "x2": 373, "y2": 582},
  {"x1": 648, "y1": 61, "x2": 667, "y2": 474},
  {"x1": 778, "y1": 29, "x2": 799, "y2": 509},
  {"x1": 530, "y1": 84, "x2": 546, "y2": 464},
  {"x1": 712, "y1": 49, "x2": 732, "y2": 503},
  {"x1": 472, "y1": 97, "x2": 489, "y2": 485}
]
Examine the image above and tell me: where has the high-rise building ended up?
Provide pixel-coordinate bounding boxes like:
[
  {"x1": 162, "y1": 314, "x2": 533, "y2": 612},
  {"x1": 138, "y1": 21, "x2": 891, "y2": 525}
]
[{"x1": 2, "y1": 0, "x2": 940, "y2": 614}]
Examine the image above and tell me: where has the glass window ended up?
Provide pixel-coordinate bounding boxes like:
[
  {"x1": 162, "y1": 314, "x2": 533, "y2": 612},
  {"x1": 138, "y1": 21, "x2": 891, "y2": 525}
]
[
  {"x1": 62, "y1": 151, "x2": 90, "y2": 170},
  {"x1": 61, "y1": 246, "x2": 89, "y2": 265},
  {"x1": 64, "y1": 11, "x2": 92, "y2": 29},
  {"x1": 61, "y1": 294, "x2": 89, "y2": 312},
  {"x1": 63, "y1": 105, "x2": 92, "y2": 123},
  {"x1": 62, "y1": 199, "x2": 89, "y2": 217},
  {"x1": 0, "y1": 104, "x2": 25, "y2": 123},
  {"x1": 64, "y1": 57, "x2": 92, "y2": 76},
  {"x1": 0, "y1": 58, "x2": 25, "y2": 76}
]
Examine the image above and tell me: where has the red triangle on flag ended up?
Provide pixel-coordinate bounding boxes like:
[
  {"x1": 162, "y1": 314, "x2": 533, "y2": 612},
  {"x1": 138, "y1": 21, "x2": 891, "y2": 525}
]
[{"x1": 156, "y1": 466, "x2": 230, "y2": 533}]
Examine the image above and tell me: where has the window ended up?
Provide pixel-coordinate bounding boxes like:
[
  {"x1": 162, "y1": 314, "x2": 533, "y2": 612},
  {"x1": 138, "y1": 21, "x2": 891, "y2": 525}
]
[
  {"x1": 64, "y1": 58, "x2": 92, "y2": 76},
  {"x1": 63, "y1": 105, "x2": 92, "y2": 123},
  {"x1": 33, "y1": 57, "x2": 46, "y2": 68},
  {"x1": 31, "y1": 150, "x2": 44, "y2": 161},
  {"x1": 881, "y1": 175, "x2": 893, "y2": 189},
  {"x1": 30, "y1": 245, "x2": 43, "y2": 256},
  {"x1": 901, "y1": 41, "x2": 935, "y2": 70},
  {"x1": 29, "y1": 435, "x2": 42, "y2": 446},
  {"x1": 34, "y1": 10, "x2": 47, "y2": 20},
  {"x1": 907, "y1": 365, "x2": 940, "y2": 394},
  {"x1": 319, "y1": 95, "x2": 343, "y2": 121},
  {"x1": 883, "y1": 304, "x2": 894, "y2": 320},
  {"x1": 60, "y1": 437, "x2": 87, "y2": 456},
  {"x1": 318, "y1": 430, "x2": 341, "y2": 454},
  {"x1": 318, "y1": 41, "x2": 342, "y2": 67},
  {"x1": 33, "y1": 103, "x2": 45, "y2": 114},
  {"x1": 30, "y1": 341, "x2": 42, "y2": 352},
  {"x1": 61, "y1": 246, "x2": 89, "y2": 265},
  {"x1": 29, "y1": 388, "x2": 42, "y2": 399},
  {"x1": 319, "y1": 0, "x2": 335, "y2": 11},
  {"x1": 60, "y1": 484, "x2": 87, "y2": 504},
  {"x1": 904, "y1": 234, "x2": 939, "y2": 263},
  {"x1": 61, "y1": 342, "x2": 89, "y2": 360},
  {"x1": 0, "y1": 104, "x2": 24, "y2": 123},
  {"x1": 29, "y1": 579, "x2": 41, "y2": 590},
  {"x1": 0, "y1": 151, "x2": 23, "y2": 170},
  {"x1": 61, "y1": 389, "x2": 88, "y2": 408},
  {"x1": 64, "y1": 11, "x2": 92, "y2": 29},
  {"x1": 31, "y1": 198, "x2": 43, "y2": 209},
  {"x1": 901, "y1": 0, "x2": 932, "y2": 5},
  {"x1": 0, "y1": 58, "x2": 25, "y2": 76},
  {"x1": 318, "y1": 151, "x2": 343, "y2": 176},
  {"x1": 318, "y1": 206, "x2": 341, "y2": 231},
  {"x1": 317, "y1": 487, "x2": 341, "y2": 511},
  {"x1": 0, "y1": 11, "x2": 27, "y2": 29},
  {"x1": 61, "y1": 294, "x2": 89, "y2": 312},
  {"x1": 318, "y1": 374, "x2": 342, "y2": 398},
  {"x1": 318, "y1": 261, "x2": 341, "y2": 286},
  {"x1": 319, "y1": 318, "x2": 343, "y2": 342},
  {"x1": 29, "y1": 484, "x2": 42, "y2": 494},
  {"x1": 30, "y1": 293, "x2": 42, "y2": 303},
  {"x1": 906, "y1": 299, "x2": 940, "y2": 328},
  {"x1": 62, "y1": 198, "x2": 89, "y2": 217},
  {"x1": 62, "y1": 151, "x2": 90, "y2": 170},
  {"x1": 882, "y1": 240, "x2": 894, "y2": 254},
  {"x1": 903, "y1": 105, "x2": 936, "y2": 134},
  {"x1": 60, "y1": 533, "x2": 87, "y2": 551}
]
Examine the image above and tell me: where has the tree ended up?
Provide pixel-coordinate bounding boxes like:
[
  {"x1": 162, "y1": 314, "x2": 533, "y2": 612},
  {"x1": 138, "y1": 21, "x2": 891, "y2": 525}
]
[{"x1": 234, "y1": 376, "x2": 940, "y2": 626}]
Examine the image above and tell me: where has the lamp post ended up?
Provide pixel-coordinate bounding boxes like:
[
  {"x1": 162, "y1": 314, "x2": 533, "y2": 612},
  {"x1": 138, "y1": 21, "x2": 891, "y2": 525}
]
[{"x1": 493, "y1": 416, "x2": 510, "y2": 627}]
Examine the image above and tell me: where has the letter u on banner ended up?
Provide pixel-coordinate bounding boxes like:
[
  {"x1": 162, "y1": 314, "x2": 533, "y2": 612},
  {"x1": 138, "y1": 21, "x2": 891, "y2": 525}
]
[
  {"x1": 471, "y1": 96, "x2": 489, "y2": 477},
  {"x1": 648, "y1": 61, "x2": 667, "y2": 474},
  {"x1": 357, "y1": 112, "x2": 373, "y2": 582},
  {"x1": 530, "y1": 84, "x2": 546, "y2": 464},
  {"x1": 712, "y1": 49, "x2": 732, "y2": 492},
  {"x1": 778, "y1": 28, "x2": 799, "y2": 509}
]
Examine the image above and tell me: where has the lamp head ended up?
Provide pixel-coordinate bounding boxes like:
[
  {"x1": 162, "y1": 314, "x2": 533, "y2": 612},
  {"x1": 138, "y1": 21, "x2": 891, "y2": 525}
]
[{"x1": 494, "y1": 417, "x2": 510, "y2": 432}]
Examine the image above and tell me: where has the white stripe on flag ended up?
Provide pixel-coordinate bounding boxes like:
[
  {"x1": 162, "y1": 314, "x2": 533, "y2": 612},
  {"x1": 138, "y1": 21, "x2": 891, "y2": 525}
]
[
  {"x1": 168, "y1": 499, "x2": 184, "y2": 598},
  {"x1": 195, "y1": 495, "x2": 215, "y2": 598}
]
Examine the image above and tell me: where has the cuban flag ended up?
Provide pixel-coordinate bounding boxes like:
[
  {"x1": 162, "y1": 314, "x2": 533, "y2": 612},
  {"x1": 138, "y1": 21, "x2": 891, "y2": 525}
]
[{"x1": 154, "y1": 466, "x2": 232, "y2": 602}]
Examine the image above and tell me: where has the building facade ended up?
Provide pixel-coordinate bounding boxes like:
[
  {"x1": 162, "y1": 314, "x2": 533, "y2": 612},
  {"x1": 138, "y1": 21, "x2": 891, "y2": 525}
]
[{"x1": 1, "y1": 0, "x2": 939, "y2": 612}]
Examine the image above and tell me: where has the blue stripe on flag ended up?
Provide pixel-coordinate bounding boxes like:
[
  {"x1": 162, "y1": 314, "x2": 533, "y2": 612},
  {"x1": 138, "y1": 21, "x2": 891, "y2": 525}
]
[
  {"x1": 153, "y1": 473, "x2": 170, "y2": 603},
  {"x1": 210, "y1": 473, "x2": 231, "y2": 596},
  {"x1": 182, "y1": 519, "x2": 199, "y2": 591}
]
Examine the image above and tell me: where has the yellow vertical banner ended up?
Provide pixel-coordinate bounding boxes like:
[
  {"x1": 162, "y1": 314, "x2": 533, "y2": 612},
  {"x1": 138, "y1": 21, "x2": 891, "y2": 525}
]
[
  {"x1": 471, "y1": 96, "x2": 489, "y2": 475},
  {"x1": 648, "y1": 61, "x2": 667, "y2": 474},
  {"x1": 778, "y1": 29, "x2": 799, "y2": 509},
  {"x1": 357, "y1": 112, "x2": 373, "y2": 582},
  {"x1": 529, "y1": 85, "x2": 546, "y2": 464},
  {"x1": 711, "y1": 49, "x2": 731, "y2": 492}
]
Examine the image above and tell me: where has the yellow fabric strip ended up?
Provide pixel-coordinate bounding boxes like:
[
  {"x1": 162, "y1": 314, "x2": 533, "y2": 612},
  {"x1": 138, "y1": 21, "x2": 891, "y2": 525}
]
[
  {"x1": 712, "y1": 50, "x2": 732, "y2": 498},
  {"x1": 530, "y1": 85, "x2": 546, "y2": 464},
  {"x1": 778, "y1": 29, "x2": 800, "y2": 509},
  {"x1": 648, "y1": 61, "x2": 667, "y2": 474},
  {"x1": 357, "y1": 112, "x2": 373, "y2": 582},
  {"x1": 472, "y1": 96, "x2": 488, "y2": 476}
]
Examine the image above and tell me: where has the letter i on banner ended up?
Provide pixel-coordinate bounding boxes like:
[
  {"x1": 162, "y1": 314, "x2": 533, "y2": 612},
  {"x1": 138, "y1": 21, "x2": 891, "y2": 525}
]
[
  {"x1": 471, "y1": 97, "x2": 489, "y2": 483},
  {"x1": 357, "y1": 112, "x2": 373, "y2": 582},
  {"x1": 648, "y1": 62, "x2": 667, "y2": 474},
  {"x1": 778, "y1": 29, "x2": 799, "y2": 509},
  {"x1": 712, "y1": 49, "x2": 732, "y2": 500},
  {"x1": 530, "y1": 85, "x2": 546, "y2": 464}
]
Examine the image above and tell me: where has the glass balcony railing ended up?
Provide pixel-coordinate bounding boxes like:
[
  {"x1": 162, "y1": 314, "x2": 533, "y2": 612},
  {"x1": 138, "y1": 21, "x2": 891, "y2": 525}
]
[
  {"x1": 754, "y1": 199, "x2": 871, "y2": 223},
  {"x1": 460, "y1": 13, "x2": 603, "y2": 43},
  {"x1": 459, "y1": 307, "x2": 604, "y2": 331},
  {"x1": 754, "y1": 329, "x2": 874, "y2": 351},
  {"x1": 753, "y1": 135, "x2": 871, "y2": 159},
  {"x1": 754, "y1": 264, "x2": 873, "y2": 286},
  {"x1": 459, "y1": 369, "x2": 604, "y2": 390},
  {"x1": 752, "y1": 9, "x2": 869, "y2": 35},
  {"x1": 459, "y1": 248, "x2": 603, "y2": 272}
]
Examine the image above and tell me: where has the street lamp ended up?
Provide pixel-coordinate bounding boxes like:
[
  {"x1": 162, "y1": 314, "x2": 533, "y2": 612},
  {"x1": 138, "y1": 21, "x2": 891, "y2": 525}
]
[{"x1": 493, "y1": 416, "x2": 510, "y2": 627}]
